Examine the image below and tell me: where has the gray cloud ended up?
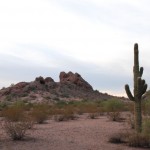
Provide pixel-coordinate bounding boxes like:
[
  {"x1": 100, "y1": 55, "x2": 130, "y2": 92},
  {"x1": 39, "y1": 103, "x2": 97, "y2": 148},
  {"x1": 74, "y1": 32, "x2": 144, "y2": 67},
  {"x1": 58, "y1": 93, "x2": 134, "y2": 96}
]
[
  {"x1": 1, "y1": 0, "x2": 150, "y2": 96},
  {"x1": 0, "y1": 44, "x2": 134, "y2": 96}
]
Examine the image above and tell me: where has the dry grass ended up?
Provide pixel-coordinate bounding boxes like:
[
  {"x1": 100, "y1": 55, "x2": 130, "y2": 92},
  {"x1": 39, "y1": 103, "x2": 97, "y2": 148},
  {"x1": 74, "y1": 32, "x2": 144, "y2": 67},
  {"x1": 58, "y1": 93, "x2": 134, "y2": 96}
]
[
  {"x1": 2, "y1": 120, "x2": 32, "y2": 140},
  {"x1": 29, "y1": 104, "x2": 49, "y2": 124}
]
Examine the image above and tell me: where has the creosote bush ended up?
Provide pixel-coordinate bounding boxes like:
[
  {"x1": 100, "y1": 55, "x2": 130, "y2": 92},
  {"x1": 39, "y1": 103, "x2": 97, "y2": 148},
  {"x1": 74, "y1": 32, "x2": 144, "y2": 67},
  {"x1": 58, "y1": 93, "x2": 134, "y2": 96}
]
[
  {"x1": 54, "y1": 106, "x2": 76, "y2": 121},
  {"x1": 2, "y1": 106, "x2": 24, "y2": 122},
  {"x1": 109, "y1": 133, "x2": 126, "y2": 144},
  {"x1": 127, "y1": 133, "x2": 150, "y2": 148},
  {"x1": 103, "y1": 99, "x2": 124, "y2": 121},
  {"x1": 88, "y1": 113, "x2": 98, "y2": 119},
  {"x1": 30, "y1": 104, "x2": 49, "y2": 124},
  {"x1": 142, "y1": 99, "x2": 150, "y2": 116},
  {"x1": 3, "y1": 120, "x2": 31, "y2": 140},
  {"x1": 142, "y1": 118, "x2": 150, "y2": 136},
  {"x1": 127, "y1": 113, "x2": 135, "y2": 129}
]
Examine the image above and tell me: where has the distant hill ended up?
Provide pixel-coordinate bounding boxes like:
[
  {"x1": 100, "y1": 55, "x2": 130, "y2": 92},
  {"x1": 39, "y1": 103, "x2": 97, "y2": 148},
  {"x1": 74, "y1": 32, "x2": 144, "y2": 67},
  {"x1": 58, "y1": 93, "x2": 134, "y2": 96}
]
[{"x1": 0, "y1": 71, "x2": 126, "y2": 103}]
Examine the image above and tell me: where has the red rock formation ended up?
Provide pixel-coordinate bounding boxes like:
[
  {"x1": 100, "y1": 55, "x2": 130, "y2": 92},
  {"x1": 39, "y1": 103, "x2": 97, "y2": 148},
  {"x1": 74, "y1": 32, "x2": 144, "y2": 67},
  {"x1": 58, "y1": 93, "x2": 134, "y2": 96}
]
[
  {"x1": 59, "y1": 71, "x2": 93, "y2": 90},
  {"x1": 0, "y1": 71, "x2": 116, "y2": 102},
  {"x1": 35, "y1": 76, "x2": 45, "y2": 84},
  {"x1": 45, "y1": 77, "x2": 54, "y2": 83}
]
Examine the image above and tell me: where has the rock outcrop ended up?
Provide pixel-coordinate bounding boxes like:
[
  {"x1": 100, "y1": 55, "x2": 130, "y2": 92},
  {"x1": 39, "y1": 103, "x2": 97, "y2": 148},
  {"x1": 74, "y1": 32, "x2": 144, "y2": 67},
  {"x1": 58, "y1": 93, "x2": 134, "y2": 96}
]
[
  {"x1": 59, "y1": 71, "x2": 93, "y2": 90},
  {"x1": 0, "y1": 71, "x2": 115, "y2": 103}
]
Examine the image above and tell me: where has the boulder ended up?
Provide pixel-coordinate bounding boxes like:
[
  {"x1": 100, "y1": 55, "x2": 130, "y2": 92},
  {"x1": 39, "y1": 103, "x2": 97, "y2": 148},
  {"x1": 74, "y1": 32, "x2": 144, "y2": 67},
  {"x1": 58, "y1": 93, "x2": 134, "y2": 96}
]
[
  {"x1": 45, "y1": 77, "x2": 54, "y2": 83},
  {"x1": 35, "y1": 76, "x2": 45, "y2": 84},
  {"x1": 59, "y1": 71, "x2": 93, "y2": 90}
]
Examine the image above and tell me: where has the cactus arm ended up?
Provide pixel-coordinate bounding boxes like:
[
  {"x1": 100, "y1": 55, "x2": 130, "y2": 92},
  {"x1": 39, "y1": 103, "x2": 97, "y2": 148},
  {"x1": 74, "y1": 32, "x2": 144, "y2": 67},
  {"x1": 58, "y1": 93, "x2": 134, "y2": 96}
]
[
  {"x1": 140, "y1": 67, "x2": 143, "y2": 77},
  {"x1": 142, "y1": 84, "x2": 147, "y2": 95},
  {"x1": 125, "y1": 84, "x2": 134, "y2": 101},
  {"x1": 141, "y1": 79, "x2": 145, "y2": 86}
]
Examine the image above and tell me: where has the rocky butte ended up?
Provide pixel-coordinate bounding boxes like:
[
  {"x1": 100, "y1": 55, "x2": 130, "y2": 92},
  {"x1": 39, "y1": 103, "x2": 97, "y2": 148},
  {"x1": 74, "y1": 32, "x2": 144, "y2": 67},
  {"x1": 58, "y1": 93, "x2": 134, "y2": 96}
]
[{"x1": 0, "y1": 71, "x2": 120, "y2": 103}]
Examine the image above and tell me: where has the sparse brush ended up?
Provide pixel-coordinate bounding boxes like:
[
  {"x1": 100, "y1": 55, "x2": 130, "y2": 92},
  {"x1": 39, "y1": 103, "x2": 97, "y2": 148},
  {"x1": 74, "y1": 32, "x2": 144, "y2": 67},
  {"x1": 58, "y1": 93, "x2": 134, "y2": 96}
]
[
  {"x1": 107, "y1": 112, "x2": 121, "y2": 121},
  {"x1": 109, "y1": 133, "x2": 126, "y2": 144},
  {"x1": 54, "y1": 107, "x2": 76, "y2": 122},
  {"x1": 103, "y1": 99, "x2": 124, "y2": 121},
  {"x1": 142, "y1": 118, "x2": 150, "y2": 136},
  {"x1": 88, "y1": 113, "x2": 98, "y2": 119},
  {"x1": 54, "y1": 113, "x2": 76, "y2": 122},
  {"x1": 127, "y1": 114, "x2": 135, "y2": 129},
  {"x1": 3, "y1": 120, "x2": 31, "y2": 140},
  {"x1": 128, "y1": 133, "x2": 150, "y2": 148},
  {"x1": 30, "y1": 105, "x2": 49, "y2": 124},
  {"x1": 2, "y1": 106, "x2": 25, "y2": 122},
  {"x1": 142, "y1": 99, "x2": 150, "y2": 116}
]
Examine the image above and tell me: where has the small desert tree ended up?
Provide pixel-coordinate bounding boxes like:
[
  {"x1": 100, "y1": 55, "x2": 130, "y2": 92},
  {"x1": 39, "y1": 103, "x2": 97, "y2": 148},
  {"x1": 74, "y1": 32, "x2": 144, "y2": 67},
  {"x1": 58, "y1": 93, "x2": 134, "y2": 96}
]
[{"x1": 125, "y1": 43, "x2": 147, "y2": 133}]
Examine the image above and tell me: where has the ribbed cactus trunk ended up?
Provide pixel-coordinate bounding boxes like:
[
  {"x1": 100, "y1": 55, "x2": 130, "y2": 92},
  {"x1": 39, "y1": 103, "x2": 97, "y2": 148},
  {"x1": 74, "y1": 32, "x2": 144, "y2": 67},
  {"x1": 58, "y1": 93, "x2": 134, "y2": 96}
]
[{"x1": 125, "y1": 43, "x2": 147, "y2": 133}]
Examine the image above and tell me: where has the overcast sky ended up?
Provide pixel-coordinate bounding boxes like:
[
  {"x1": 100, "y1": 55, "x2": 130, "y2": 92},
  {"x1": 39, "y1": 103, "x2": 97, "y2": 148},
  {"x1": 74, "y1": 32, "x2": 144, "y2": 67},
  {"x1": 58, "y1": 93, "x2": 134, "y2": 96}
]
[{"x1": 0, "y1": 0, "x2": 150, "y2": 96}]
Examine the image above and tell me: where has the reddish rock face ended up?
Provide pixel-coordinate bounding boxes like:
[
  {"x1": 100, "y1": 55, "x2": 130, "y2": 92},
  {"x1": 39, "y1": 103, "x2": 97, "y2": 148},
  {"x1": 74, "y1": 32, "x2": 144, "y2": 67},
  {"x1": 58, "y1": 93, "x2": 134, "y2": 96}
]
[
  {"x1": 0, "y1": 71, "x2": 115, "y2": 102},
  {"x1": 45, "y1": 77, "x2": 54, "y2": 83},
  {"x1": 59, "y1": 71, "x2": 93, "y2": 90},
  {"x1": 35, "y1": 76, "x2": 45, "y2": 84},
  {"x1": 14, "y1": 82, "x2": 28, "y2": 89}
]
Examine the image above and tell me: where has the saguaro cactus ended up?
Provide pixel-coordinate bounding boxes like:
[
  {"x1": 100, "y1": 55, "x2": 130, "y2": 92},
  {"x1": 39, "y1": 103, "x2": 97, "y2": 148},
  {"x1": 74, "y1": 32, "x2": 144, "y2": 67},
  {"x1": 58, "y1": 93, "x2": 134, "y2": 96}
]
[{"x1": 125, "y1": 43, "x2": 147, "y2": 133}]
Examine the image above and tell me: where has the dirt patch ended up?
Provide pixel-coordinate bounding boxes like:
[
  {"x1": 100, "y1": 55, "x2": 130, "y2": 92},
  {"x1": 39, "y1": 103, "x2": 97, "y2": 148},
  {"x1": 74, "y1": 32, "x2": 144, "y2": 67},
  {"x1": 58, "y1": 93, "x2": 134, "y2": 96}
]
[{"x1": 0, "y1": 114, "x2": 144, "y2": 150}]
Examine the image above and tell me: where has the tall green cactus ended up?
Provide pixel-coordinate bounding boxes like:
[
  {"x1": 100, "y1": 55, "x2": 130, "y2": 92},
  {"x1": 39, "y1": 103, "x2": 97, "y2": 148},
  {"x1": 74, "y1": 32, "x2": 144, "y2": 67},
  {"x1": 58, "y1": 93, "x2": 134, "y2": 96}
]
[{"x1": 125, "y1": 43, "x2": 147, "y2": 133}]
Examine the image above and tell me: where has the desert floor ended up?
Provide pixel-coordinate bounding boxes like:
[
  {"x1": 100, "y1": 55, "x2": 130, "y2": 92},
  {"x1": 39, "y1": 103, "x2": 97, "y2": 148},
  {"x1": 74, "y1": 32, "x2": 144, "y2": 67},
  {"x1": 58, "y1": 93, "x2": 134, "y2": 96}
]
[{"x1": 0, "y1": 113, "x2": 145, "y2": 150}]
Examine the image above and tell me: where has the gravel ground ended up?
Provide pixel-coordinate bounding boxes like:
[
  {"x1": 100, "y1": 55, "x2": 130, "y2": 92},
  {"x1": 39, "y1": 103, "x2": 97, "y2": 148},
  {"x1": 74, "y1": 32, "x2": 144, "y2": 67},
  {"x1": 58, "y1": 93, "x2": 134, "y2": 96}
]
[{"x1": 0, "y1": 114, "x2": 145, "y2": 150}]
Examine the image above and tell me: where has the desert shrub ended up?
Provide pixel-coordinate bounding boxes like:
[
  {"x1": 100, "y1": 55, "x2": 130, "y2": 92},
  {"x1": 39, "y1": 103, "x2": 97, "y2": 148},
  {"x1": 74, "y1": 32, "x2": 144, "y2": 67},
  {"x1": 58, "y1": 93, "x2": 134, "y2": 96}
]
[
  {"x1": 12, "y1": 100, "x2": 32, "y2": 111},
  {"x1": 2, "y1": 106, "x2": 24, "y2": 122},
  {"x1": 88, "y1": 113, "x2": 98, "y2": 119},
  {"x1": 54, "y1": 107, "x2": 76, "y2": 122},
  {"x1": 3, "y1": 120, "x2": 31, "y2": 140},
  {"x1": 123, "y1": 102, "x2": 134, "y2": 112},
  {"x1": 109, "y1": 130, "x2": 150, "y2": 148},
  {"x1": 30, "y1": 104, "x2": 49, "y2": 124},
  {"x1": 107, "y1": 112, "x2": 121, "y2": 121},
  {"x1": 61, "y1": 93, "x2": 70, "y2": 98},
  {"x1": 142, "y1": 118, "x2": 150, "y2": 136},
  {"x1": 76, "y1": 102, "x2": 101, "y2": 115},
  {"x1": 54, "y1": 113, "x2": 76, "y2": 122},
  {"x1": 53, "y1": 97, "x2": 60, "y2": 101},
  {"x1": 51, "y1": 100, "x2": 105, "y2": 116},
  {"x1": 55, "y1": 101, "x2": 68, "y2": 108},
  {"x1": 103, "y1": 99, "x2": 124, "y2": 121},
  {"x1": 128, "y1": 133, "x2": 150, "y2": 148},
  {"x1": 0, "y1": 102, "x2": 9, "y2": 111},
  {"x1": 142, "y1": 99, "x2": 150, "y2": 116},
  {"x1": 103, "y1": 99, "x2": 124, "y2": 112},
  {"x1": 127, "y1": 113, "x2": 135, "y2": 129},
  {"x1": 5, "y1": 95, "x2": 13, "y2": 101},
  {"x1": 109, "y1": 133, "x2": 125, "y2": 144}
]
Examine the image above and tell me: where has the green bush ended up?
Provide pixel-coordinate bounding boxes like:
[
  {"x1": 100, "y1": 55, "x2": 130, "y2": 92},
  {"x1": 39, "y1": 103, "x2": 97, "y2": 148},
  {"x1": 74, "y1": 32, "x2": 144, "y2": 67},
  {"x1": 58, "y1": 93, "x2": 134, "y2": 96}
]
[
  {"x1": 103, "y1": 99, "x2": 124, "y2": 112},
  {"x1": 103, "y1": 99, "x2": 124, "y2": 121},
  {"x1": 30, "y1": 104, "x2": 49, "y2": 124}
]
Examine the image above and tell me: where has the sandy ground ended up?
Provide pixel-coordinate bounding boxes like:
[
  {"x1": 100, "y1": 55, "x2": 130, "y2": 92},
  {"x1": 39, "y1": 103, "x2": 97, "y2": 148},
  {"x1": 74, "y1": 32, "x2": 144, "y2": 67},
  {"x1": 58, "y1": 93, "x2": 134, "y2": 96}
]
[{"x1": 0, "y1": 114, "x2": 145, "y2": 150}]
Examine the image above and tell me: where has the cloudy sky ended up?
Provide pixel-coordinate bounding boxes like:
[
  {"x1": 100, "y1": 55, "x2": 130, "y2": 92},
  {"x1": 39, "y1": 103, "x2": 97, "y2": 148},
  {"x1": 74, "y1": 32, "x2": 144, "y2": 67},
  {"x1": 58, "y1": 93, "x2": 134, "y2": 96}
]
[{"x1": 0, "y1": 0, "x2": 150, "y2": 96}]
